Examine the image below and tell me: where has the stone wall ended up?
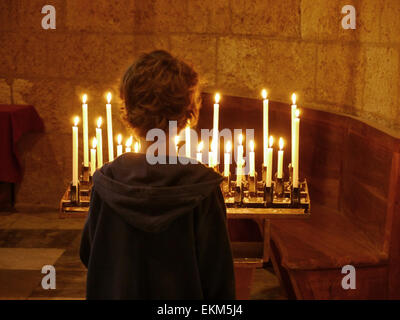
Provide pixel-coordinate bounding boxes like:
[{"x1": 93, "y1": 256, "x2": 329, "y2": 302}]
[{"x1": 1, "y1": 0, "x2": 399, "y2": 209}]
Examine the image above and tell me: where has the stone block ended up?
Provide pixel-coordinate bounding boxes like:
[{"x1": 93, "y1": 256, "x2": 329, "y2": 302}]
[
  {"x1": 362, "y1": 47, "x2": 399, "y2": 121},
  {"x1": 316, "y1": 43, "x2": 363, "y2": 109},
  {"x1": 134, "y1": 34, "x2": 170, "y2": 56},
  {"x1": 170, "y1": 35, "x2": 217, "y2": 89},
  {"x1": 231, "y1": 0, "x2": 301, "y2": 37},
  {"x1": 0, "y1": 79, "x2": 11, "y2": 104},
  {"x1": 0, "y1": 32, "x2": 18, "y2": 76},
  {"x1": 217, "y1": 36, "x2": 268, "y2": 98},
  {"x1": 187, "y1": 0, "x2": 230, "y2": 33},
  {"x1": 12, "y1": 79, "x2": 33, "y2": 105},
  {"x1": 66, "y1": 0, "x2": 135, "y2": 32},
  {"x1": 0, "y1": 0, "x2": 17, "y2": 31},
  {"x1": 380, "y1": 2, "x2": 400, "y2": 43},
  {"x1": 301, "y1": 0, "x2": 381, "y2": 42},
  {"x1": 264, "y1": 40, "x2": 316, "y2": 103},
  {"x1": 134, "y1": 0, "x2": 187, "y2": 33}
]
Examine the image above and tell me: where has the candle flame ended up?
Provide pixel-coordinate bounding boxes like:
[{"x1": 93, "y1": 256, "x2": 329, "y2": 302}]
[
  {"x1": 279, "y1": 137, "x2": 284, "y2": 150},
  {"x1": 126, "y1": 136, "x2": 133, "y2": 147},
  {"x1": 82, "y1": 94, "x2": 87, "y2": 104},
  {"x1": 198, "y1": 141, "x2": 204, "y2": 152},
  {"x1": 97, "y1": 117, "x2": 102, "y2": 128},
  {"x1": 92, "y1": 137, "x2": 97, "y2": 149},
  {"x1": 226, "y1": 141, "x2": 232, "y2": 153},
  {"x1": 250, "y1": 140, "x2": 255, "y2": 152},
  {"x1": 238, "y1": 134, "x2": 243, "y2": 145},
  {"x1": 291, "y1": 93, "x2": 297, "y2": 105},
  {"x1": 261, "y1": 89, "x2": 268, "y2": 100},
  {"x1": 106, "y1": 92, "x2": 112, "y2": 103},
  {"x1": 117, "y1": 134, "x2": 122, "y2": 145},
  {"x1": 215, "y1": 93, "x2": 220, "y2": 104},
  {"x1": 295, "y1": 109, "x2": 300, "y2": 118},
  {"x1": 134, "y1": 141, "x2": 140, "y2": 153},
  {"x1": 74, "y1": 116, "x2": 80, "y2": 126},
  {"x1": 269, "y1": 136, "x2": 274, "y2": 148}
]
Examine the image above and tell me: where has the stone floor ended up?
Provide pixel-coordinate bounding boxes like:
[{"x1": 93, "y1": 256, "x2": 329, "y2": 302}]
[{"x1": 0, "y1": 211, "x2": 286, "y2": 300}]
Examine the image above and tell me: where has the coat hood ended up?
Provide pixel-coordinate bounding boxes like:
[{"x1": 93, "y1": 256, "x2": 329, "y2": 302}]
[{"x1": 92, "y1": 153, "x2": 224, "y2": 233}]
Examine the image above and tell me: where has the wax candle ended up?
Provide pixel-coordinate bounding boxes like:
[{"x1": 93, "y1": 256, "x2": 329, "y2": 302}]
[
  {"x1": 237, "y1": 134, "x2": 244, "y2": 186},
  {"x1": 197, "y1": 141, "x2": 203, "y2": 163},
  {"x1": 249, "y1": 140, "x2": 255, "y2": 177},
  {"x1": 262, "y1": 89, "x2": 269, "y2": 166},
  {"x1": 293, "y1": 110, "x2": 300, "y2": 188},
  {"x1": 82, "y1": 94, "x2": 89, "y2": 168},
  {"x1": 185, "y1": 123, "x2": 191, "y2": 158},
  {"x1": 277, "y1": 137, "x2": 284, "y2": 179},
  {"x1": 224, "y1": 141, "x2": 231, "y2": 177},
  {"x1": 96, "y1": 117, "x2": 103, "y2": 168},
  {"x1": 90, "y1": 137, "x2": 97, "y2": 176},
  {"x1": 106, "y1": 92, "x2": 114, "y2": 162},
  {"x1": 213, "y1": 93, "x2": 220, "y2": 165},
  {"x1": 72, "y1": 117, "x2": 79, "y2": 186},
  {"x1": 125, "y1": 136, "x2": 132, "y2": 153},
  {"x1": 209, "y1": 140, "x2": 215, "y2": 167},
  {"x1": 266, "y1": 136, "x2": 274, "y2": 187},
  {"x1": 291, "y1": 93, "x2": 297, "y2": 166},
  {"x1": 134, "y1": 141, "x2": 140, "y2": 153},
  {"x1": 116, "y1": 134, "x2": 123, "y2": 157}
]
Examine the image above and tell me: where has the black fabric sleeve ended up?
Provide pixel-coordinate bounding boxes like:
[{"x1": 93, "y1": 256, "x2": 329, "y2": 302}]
[
  {"x1": 194, "y1": 187, "x2": 236, "y2": 300},
  {"x1": 79, "y1": 187, "x2": 100, "y2": 268}
]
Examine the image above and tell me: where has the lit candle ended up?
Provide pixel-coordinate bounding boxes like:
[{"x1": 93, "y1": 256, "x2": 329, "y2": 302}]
[
  {"x1": 266, "y1": 136, "x2": 274, "y2": 187},
  {"x1": 90, "y1": 137, "x2": 97, "y2": 176},
  {"x1": 174, "y1": 135, "x2": 180, "y2": 155},
  {"x1": 125, "y1": 136, "x2": 132, "y2": 153},
  {"x1": 134, "y1": 141, "x2": 140, "y2": 153},
  {"x1": 249, "y1": 140, "x2": 255, "y2": 177},
  {"x1": 82, "y1": 94, "x2": 89, "y2": 168},
  {"x1": 291, "y1": 93, "x2": 297, "y2": 167},
  {"x1": 237, "y1": 134, "x2": 244, "y2": 186},
  {"x1": 213, "y1": 93, "x2": 220, "y2": 165},
  {"x1": 72, "y1": 117, "x2": 79, "y2": 186},
  {"x1": 106, "y1": 92, "x2": 114, "y2": 162},
  {"x1": 96, "y1": 117, "x2": 103, "y2": 168},
  {"x1": 262, "y1": 89, "x2": 269, "y2": 166},
  {"x1": 277, "y1": 137, "x2": 284, "y2": 179},
  {"x1": 116, "y1": 134, "x2": 123, "y2": 157},
  {"x1": 209, "y1": 140, "x2": 215, "y2": 167},
  {"x1": 293, "y1": 110, "x2": 300, "y2": 188},
  {"x1": 224, "y1": 141, "x2": 231, "y2": 177},
  {"x1": 197, "y1": 141, "x2": 203, "y2": 163},
  {"x1": 185, "y1": 123, "x2": 191, "y2": 158}
]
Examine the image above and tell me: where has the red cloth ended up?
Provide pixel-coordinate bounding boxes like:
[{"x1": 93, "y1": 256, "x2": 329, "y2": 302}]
[{"x1": 0, "y1": 105, "x2": 44, "y2": 183}]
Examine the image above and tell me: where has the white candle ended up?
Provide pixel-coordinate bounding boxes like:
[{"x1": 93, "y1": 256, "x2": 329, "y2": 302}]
[
  {"x1": 293, "y1": 110, "x2": 300, "y2": 188},
  {"x1": 96, "y1": 117, "x2": 103, "y2": 168},
  {"x1": 106, "y1": 92, "x2": 114, "y2": 162},
  {"x1": 237, "y1": 134, "x2": 244, "y2": 186},
  {"x1": 262, "y1": 89, "x2": 269, "y2": 166},
  {"x1": 72, "y1": 117, "x2": 79, "y2": 186},
  {"x1": 277, "y1": 137, "x2": 284, "y2": 179},
  {"x1": 291, "y1": 93, "x2": 297, "y2": 167},
  {"x1": 125, "y1": 136, "x2": 132, "y2": 153},
  {"x1": 197, "y1": 141, "x2": 203, "y2": 163},
  {"x1": 266, "y1": 136, "x2": 274, "y2": 187},
  {"x1": 90, "y1": 137, "x2": 97, "y2": 176},
  {"x1": 82, "y1": 94, "x2": 89, "y2": 168},
  {"x1": 224, "y1": 141, "x2": 231, "y2": 177},
  {"x1": 213, "y1": 93, "x2": 220, "y2": 165},
  {"x1": 185, "y1": 124, "x2": 191, "y2": 158},
  {"x1": 249, "y1": 140, "x2": 255, "y2": 177},
  {"x1": 134, "y1": 141, "x2": 140, "y2": 153},
  {"x1": 116, "y1": 134, "x2": 123, "y2": 157}
]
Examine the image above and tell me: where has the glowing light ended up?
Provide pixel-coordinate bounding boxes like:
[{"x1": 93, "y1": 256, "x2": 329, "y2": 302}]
[
  {"x1": 126, "y1": 136, "x2": 133, "y2": 147},
  {"x1": 215, "y1": 93, "x2": 220, "y2": 104},
  {"x1": 174, "y1": 135, "x2": 180, "y2": 146},
  {"x1": 106, "y1": 92, "x2": 112, "y2": 103},
  {"x1": 269, "y1": 136, "x2": 274, "y2": 148},
  {"x1": 117, "y1": 134, "x2": 122, "y2": 145},
  {"x1": 97, "y1": 117, "x2": 102, "y2": 128},
  {"x1": 73, "y1": 116, "x2": 80, "y2": 126},
  {"x1": 134, "y1": 141, "x2": 140, "y2": 153},
  {"x1": 261, "y1": 89, "x2": 268, "y2": 100},
  {"x1": 82, "y1": 94, "x2": 87, "y2": 104},
  {"x1": 291, "y1": 93, "x2": 297, "y2": 105},
  {"x1": 226, "y1": 141, "x2": 232, "y2": 153},
  {"x1": 238, "y1": 134, "x2": 243, "y2": 145},
  {"x1": 279, "y1": 137, "x2": 284, "y2": 150},
  {"x1": 250, "y1": 140, "x2": 255, "y2": 152},
  {"x1": 198, "y1": 141, "x2": 204, "y2": 152},
  {"x1": 295, "y1": 109, "x2": 300, "y2": 118},
  {"x1": 92, "y1": 137, "x2": 97, "y2": 149}
]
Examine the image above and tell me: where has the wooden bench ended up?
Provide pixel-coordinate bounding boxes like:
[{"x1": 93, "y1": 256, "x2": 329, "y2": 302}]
[{"x1": 269, "y1": 110, "x2": 400, "y2": 299}]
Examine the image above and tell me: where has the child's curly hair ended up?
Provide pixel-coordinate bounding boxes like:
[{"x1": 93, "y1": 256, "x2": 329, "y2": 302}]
[{"x1": 120, "y1": 50, "x2": 201, "y2": 139}]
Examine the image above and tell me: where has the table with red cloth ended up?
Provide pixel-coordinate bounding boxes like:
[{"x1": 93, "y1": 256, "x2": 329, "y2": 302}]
[{"x1": 0, "y1": 105, "x2": 44, "y2": 206}]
